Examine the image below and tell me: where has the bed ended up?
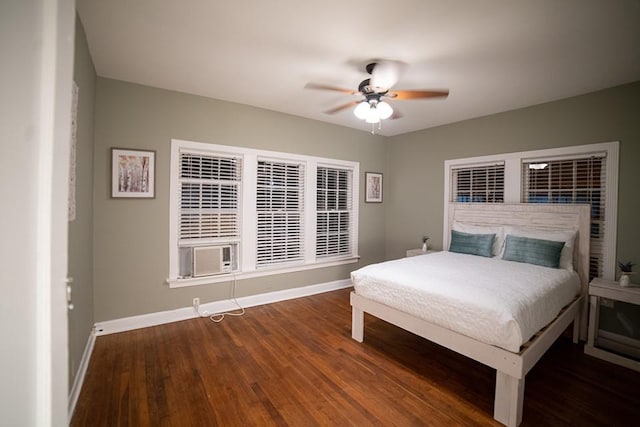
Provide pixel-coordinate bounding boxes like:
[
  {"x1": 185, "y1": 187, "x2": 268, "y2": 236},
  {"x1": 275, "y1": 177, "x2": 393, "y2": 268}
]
[{"x1": 350, "y1": 203, "x2": 590, "y2": 427}]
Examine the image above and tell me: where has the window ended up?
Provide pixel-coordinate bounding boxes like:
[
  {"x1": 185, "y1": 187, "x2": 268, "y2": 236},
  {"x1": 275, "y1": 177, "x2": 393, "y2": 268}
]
[
  {"x1": 444, "y1": 142, "x2": 618, "y2": 280},
  {"x1": 523, "y1": 154, "x2": 607, "y2": 279},
  {"x1": 316, "y1": 166, "x2": 354, "y2": 258},
  {"x1": 177, "y1": 151, "x2": 241, "y2": 277},
  {"x1": 169, "y1": 139, "x2": 360, "y2": 287},
  {"x1": 256, "y1": 159, "x2": 305, "y2": 267},
  {"x1": 451, "y1": 163, "x2": 505, "y2": 203}
]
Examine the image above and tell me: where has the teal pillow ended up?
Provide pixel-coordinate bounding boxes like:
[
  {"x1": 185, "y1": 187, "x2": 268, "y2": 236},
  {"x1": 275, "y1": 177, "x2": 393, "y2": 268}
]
[
  {"x1": 502, "y1": 235, "x2": 565, "y2": 268},
  {"x1": 449, "y1": 230, "x2": 495, "y2": 257}
]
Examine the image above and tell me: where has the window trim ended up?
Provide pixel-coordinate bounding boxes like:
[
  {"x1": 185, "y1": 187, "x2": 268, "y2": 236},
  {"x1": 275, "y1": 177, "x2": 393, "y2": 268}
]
[
  {"x1": 168, "y1": 139, "x2": 360, "y2": 288},
  {"x1": 443, "y1": 141, "x2": 619, "y2": 279}
]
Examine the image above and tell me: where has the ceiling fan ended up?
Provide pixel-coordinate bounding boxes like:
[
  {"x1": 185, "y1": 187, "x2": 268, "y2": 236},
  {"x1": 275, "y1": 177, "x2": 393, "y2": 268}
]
[{"x1": 305, "y1": 61, "x2": 449, "y2": 129}]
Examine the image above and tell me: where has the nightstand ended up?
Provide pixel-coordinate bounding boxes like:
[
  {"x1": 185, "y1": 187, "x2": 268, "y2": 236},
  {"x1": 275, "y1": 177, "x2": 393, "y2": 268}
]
[
  {"x1": 585, "y1": 277, "x2": 640, "y2": 372},
  {"x1": 406, "y1": 248, "x2": 436, "y2": 257}
]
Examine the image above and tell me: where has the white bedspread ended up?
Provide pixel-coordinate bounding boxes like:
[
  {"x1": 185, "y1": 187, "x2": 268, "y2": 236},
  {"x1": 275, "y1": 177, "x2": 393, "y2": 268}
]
[{"x1": 351, "y1": 251, "x2": 580, "y2": 352}]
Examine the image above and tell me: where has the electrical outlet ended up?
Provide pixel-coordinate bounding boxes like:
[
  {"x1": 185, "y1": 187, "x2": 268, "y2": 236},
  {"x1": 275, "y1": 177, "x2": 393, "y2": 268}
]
[{"x1": 193, "y1": 297, "x2": 200, "y2": 312}]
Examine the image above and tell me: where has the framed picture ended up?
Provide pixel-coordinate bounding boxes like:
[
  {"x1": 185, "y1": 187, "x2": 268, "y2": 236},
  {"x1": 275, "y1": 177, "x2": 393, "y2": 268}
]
[
  {"x1": 111, "y1": 148, "x2": 155, "y2": 198},
  {"x1": 365, "y1": 172, "x2": 383, "y2": 203}
]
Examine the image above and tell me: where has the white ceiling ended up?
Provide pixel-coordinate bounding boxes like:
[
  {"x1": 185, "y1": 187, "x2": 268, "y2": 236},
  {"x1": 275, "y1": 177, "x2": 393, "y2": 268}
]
[{"x1": 77, "y1": 0, "x2": 640, "y2": 137}]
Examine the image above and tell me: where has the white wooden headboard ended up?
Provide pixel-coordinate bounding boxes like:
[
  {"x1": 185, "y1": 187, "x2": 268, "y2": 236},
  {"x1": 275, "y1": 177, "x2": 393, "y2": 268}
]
[{"x1": 445, "y1": 202, "x2": 591, "y2": 338}]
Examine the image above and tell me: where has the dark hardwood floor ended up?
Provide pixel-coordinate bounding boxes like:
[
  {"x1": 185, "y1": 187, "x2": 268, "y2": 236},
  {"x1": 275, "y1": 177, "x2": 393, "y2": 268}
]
[{"x1": 72, "y1": 288, "x2": 640, "y2": 426}]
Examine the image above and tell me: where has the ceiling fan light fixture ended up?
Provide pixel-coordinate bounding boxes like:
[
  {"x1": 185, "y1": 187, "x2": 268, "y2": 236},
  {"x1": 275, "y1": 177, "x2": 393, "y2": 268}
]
[
  {"x1": 354, "y1": 101, "x2": 370, "y2": 120},
  {"x1": 364, "y1": 103, "x2": 381, "y2": 123},
  {"x1": 376, "y1": 101, "x2": 393, "y2": 120},
  {"x1": 365, "y1": 112, "x2": 380, "y2": 124},
  {"x1": 355, "y1": 100, "x2": 393, "y2": 124}
]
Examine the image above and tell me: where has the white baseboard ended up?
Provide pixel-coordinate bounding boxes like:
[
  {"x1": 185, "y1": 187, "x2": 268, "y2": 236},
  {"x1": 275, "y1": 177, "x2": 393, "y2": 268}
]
[
  {"x1": 94, "y1": 279, "x2": 352, "y2": 336},
  {"x1": 68, "y1": 329, "x2": 96, "y2": 420}
]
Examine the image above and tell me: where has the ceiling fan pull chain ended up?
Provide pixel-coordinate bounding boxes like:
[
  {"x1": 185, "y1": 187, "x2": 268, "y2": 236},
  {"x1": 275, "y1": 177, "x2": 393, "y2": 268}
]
[{"x1": 370, "y1": 121, "x2": 382, "y2": 134}]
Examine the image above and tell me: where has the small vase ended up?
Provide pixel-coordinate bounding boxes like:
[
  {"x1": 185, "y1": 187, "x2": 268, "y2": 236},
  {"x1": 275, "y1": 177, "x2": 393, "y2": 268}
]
[
  {"x1": 619, "y1": 273, "x2": 631, "y2": 287},
  {"x1": 421, "y1": 242, "x2": 427, "y2": 252}
]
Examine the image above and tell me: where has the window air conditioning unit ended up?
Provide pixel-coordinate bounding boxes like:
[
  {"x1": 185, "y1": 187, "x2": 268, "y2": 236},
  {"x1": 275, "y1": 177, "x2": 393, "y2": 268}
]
[{"x1": 193, "y1": 245, "x2": 232, "y2": 277}]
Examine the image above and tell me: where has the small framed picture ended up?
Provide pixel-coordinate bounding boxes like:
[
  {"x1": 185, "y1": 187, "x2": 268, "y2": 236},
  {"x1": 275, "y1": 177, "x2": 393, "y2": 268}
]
[
  {"x1": 365, "y1": 172, "x2": 383, "y2": 203},
  {"x1": 111, "y1": 148, "x2": 155, "y2": 198}
]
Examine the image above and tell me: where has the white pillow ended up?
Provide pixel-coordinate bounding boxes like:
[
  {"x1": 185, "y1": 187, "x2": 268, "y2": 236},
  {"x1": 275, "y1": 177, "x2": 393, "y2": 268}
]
[
  {"x1": 501, "y1": 226, "x2": 577, "y2": 271},
  {"x1": 452, "y1": 221, "x2": 505, "y2": 257}
]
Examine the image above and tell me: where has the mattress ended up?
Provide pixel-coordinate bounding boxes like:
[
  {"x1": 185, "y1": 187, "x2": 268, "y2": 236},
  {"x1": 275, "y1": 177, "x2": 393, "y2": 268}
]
[{"x1": 351, "y1": 251, "x2": 580, "y2": 352}]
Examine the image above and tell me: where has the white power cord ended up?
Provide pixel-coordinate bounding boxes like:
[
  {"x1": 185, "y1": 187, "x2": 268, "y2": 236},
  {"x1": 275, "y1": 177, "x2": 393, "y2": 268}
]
[{"x1": 193, "y1": 273, "x2": 245, "y2": 323}]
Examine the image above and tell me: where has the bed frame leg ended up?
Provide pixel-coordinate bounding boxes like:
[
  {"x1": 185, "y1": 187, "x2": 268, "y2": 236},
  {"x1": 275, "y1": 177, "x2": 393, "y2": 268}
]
[
  {"x1": 494, "y1": 371, "x2": 524, "y2": 427},
  {"x1": 351, "y1": 307, "x2": 364, "y2": 342},
  {"x1": 572, "y1": 315, "x2": 580, "y2": 344}
]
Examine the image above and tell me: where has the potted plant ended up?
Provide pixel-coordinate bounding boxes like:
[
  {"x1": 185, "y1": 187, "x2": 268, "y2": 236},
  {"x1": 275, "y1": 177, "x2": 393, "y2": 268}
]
[
  {"x1": 422, "y1": 235, "x2": 430, "y2": 252},
  {"x1": 618, "y1": 261, "x2": 635, "y2": 287}
]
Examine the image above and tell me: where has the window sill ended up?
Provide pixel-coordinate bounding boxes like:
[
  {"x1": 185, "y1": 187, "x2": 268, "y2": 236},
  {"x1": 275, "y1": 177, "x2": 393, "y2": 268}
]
[{"x1": 167, "y1": 256, "x2": 360, "y2": 288}]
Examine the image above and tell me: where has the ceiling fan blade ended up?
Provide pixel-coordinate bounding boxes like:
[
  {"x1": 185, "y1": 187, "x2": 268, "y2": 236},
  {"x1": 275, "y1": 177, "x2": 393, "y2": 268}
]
[
  {"x1": 324, "y1": 101, "x2": 360, "y2": 114},
  {"x1": 305, "y1": 82, "x2": 356, "y2": 94},
  {"x1": 370, "y1": 60, "x2": 407, "y2": 92},
  {"x1": 389, "y1": 90, "x2": 449, "y2": 100}
]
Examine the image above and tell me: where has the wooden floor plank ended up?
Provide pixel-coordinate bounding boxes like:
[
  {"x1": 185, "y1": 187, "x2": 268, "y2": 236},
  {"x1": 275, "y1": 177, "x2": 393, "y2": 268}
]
[{"x1": 72, "y1": 288, "x2": 640, "y2": 426}]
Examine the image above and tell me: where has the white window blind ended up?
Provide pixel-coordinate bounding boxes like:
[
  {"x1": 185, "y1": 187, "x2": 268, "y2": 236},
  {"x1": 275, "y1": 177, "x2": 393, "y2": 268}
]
[
  {"x1": 522, "y1": 154, "x2": 607, "y2": 279},
  {"x1": 316, "y1": 166, "x2": 353, "y2": 258},
  {"x1": 451, "y1": 163, "x2": 505, "y2": 203},
  {"x1": 256, "y1": 159, "x2": 305, "y2": 267},
  {"x1": 179, "y1": 152, "x2": 242, "y2": 243}
]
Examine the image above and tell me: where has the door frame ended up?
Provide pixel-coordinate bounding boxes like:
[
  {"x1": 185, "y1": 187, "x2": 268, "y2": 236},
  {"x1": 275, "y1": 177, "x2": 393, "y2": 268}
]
[{"x1": 36, "y1": 0, "x2": 75, "y2": 424}]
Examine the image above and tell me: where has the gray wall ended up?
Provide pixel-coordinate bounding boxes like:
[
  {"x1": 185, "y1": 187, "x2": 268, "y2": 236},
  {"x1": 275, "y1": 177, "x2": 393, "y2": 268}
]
[
  {"x1": 93, "y1": 78, "x2": 387, "y2": 321},
  {"x1": 68, "y1": 15, "x2": 96, "y2": 389},
  {"x1": 385, "y1": 81, "x2": 640, "y2": 266}
]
